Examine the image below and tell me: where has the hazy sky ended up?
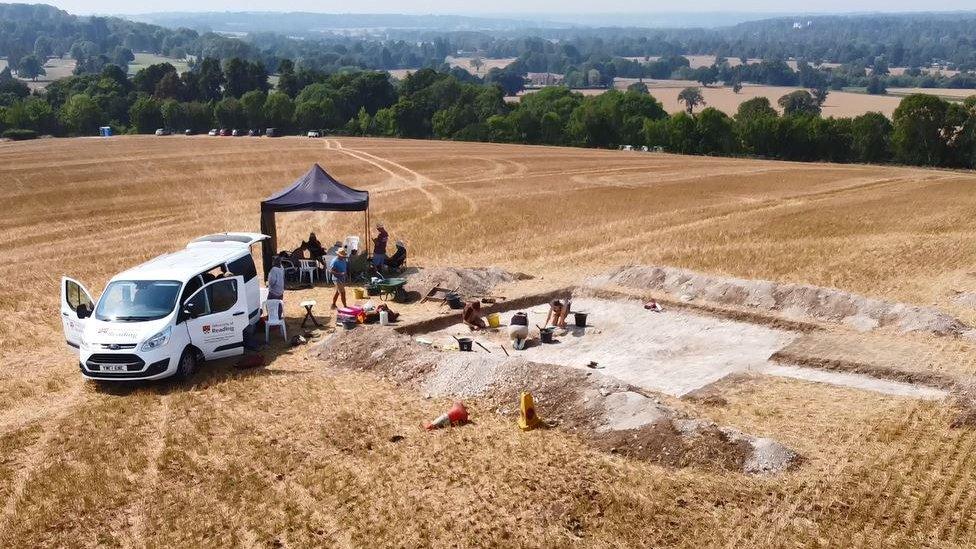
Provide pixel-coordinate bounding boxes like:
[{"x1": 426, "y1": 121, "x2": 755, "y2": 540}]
[{"x1": 39, "y1": 0, "x2": 976, "y2": 16}]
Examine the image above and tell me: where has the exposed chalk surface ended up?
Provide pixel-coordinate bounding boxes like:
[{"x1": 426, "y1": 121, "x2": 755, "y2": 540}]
[
  {"x1": 426, "y1": 297, "x2": 949, "y2": 401},
  {"x1": 763, "y1": 365, "x2": 948, "y2": 400},
  {"x1": 429, "y1": 297, "x2": 797, "y2": 397},
  {"x1": 594, "y1": 265, "x2": 968, "y2": 336}
]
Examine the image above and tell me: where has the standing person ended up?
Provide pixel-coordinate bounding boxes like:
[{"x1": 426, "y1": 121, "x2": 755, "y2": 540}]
[
  {"x1": 267, "y1": 257, "x2": 285, "y2": 301},
  {"x1": 372, "y1": 223, "x2": 389, "y2": 273},
  {"x1": 329, "y1": 248, "x2": 349, "y2": 309}
]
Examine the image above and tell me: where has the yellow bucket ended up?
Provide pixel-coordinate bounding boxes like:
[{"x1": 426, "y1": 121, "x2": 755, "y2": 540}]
[
  {"x1": 487, "y1": 312, "x2": 500, "y2": 328},
  {"x1": 353, "y1": 288, "x2": 365, "y2": 299}
]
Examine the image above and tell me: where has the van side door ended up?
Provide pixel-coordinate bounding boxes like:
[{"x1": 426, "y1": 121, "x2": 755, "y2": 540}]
[
  {"x1": 226, "y1": 253, "x2": 260, "y2": 325},
  {"x1": 181, "y1": 276, "x2": 248, "y2": 360},
  {"x1": 61, "y1": 277, "x2": 94, "y2": 353}
]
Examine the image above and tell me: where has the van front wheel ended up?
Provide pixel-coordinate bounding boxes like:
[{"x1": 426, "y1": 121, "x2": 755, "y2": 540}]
[{"x1": 174, "y1": 348, "x2": 197, "y2": 381}]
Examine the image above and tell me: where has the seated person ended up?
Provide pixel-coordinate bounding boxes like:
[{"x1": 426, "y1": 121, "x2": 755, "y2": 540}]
[
  {"x1": 462, "y1": 300, "x2": 487, "y2": 331},
  {"x1": 545, "y1": 299, "x2": 572, "y2": 329},
  {"x1": 386, "y1": 240, "x2": 407, "y2": 271},
  {"x1": 307, "y1": 232, "x2": 324, "y2": 260},
  {"x1": 508, "y1": 311, "x2": 529, "y2": 350}
]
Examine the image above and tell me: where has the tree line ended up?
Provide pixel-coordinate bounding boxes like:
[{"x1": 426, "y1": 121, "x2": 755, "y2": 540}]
[
  {"x1": 6, "y1": 4, "x2": 976, "y2": 85},
  {"x1": 2, "y1": 58, "x2": 974, "y2": 171}
]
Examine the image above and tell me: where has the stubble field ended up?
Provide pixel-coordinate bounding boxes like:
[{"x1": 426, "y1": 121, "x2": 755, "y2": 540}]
[{"x1": 3, "y1": 135, "x2": 976, "y2": 546}]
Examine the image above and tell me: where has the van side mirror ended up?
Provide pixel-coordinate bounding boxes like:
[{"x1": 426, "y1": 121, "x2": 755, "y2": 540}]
[
  {"x1": 76, "y1": 304, "x2": 91, "y2": 319},
  {"x1": 182, "y1": 302, "x2": 197, "y2": 319}
]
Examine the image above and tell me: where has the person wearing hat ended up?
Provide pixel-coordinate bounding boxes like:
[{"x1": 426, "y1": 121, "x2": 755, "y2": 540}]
[
  {"x1": 329, "y1": 248, "x2": 350, "y2": 309},
  {"x1": 372, "y1": 222, "x2": 389, "y2": 272}
]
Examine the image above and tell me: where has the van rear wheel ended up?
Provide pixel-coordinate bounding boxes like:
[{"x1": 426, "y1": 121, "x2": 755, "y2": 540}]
[{"x1": 175, "y1": 348, "x2": 197, "y2": 381}]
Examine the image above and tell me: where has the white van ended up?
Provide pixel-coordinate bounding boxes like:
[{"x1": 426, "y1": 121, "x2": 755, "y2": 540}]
[{"x1": 61, "y1": 233, "x2": 270, "y2": 381}]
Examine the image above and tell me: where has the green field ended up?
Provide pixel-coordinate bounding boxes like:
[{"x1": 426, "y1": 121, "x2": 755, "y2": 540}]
[{"x1": 127, "y1": 52, "x2": 191, "y2": 75}]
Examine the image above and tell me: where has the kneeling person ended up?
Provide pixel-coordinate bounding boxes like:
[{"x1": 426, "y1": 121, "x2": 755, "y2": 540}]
[
  {"x1": 508, "y1": 311, "x2": 529, "y2": 350},
  {"x1": 462, "y1": 300, "x2": 486, "y2": 330}
]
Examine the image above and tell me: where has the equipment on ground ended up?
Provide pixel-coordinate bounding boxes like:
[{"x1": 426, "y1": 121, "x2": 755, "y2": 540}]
[
  {"x1": 370, "y1": 277, "x2": 408, "y2": 302},
  {"x1": 453, "y1": 336, "x2": 473, "y2": 352},
  {"x1": 425, "y1": 401, "x2": 469, "y2": 430},
  {"x1": 300, "y1": 300, "x2": 322, "y2": 328},
  {"x1": 518, "y1": 392, "x2": 542, "y2": 431},
  {"x1": 420, "y1": 284, "x2": 460, "y2": 304}
]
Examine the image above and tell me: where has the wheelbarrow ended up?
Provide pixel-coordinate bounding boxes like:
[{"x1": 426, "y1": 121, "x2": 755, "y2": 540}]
[{"x1": 371, "y1": 277, "x2": 408, "y2": 302}]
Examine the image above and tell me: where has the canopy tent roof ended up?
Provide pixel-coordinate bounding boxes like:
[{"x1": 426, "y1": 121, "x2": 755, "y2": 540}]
[
  {"x1": 259, "y1": 164, "x2": 370, "y2": 275},
  {"x1": 261, "y1": 163, "x2": 368, "y2": 212}
]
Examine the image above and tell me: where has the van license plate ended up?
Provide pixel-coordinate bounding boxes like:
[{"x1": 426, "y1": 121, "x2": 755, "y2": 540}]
[{"x1": 100, "y1": 364, "x2": 127, "y2": 372}]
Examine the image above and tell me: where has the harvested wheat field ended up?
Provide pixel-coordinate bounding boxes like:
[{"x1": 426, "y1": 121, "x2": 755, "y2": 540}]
[
  {"x1": 445, "y1": 56, "x2": 517, "y2": 76},
  {"x1": 522, "y1": 83, "x2": 907, "y2": 118},
  {"x1": 5, "y1": 135, "x2": 976, "y2": 546}
]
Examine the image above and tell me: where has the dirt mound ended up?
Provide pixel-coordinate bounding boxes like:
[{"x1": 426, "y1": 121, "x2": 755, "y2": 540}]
[
  {"x1": 593, "y1": 265, "x2": 968, "y2": 336},
  {"x1": 405, "y1": 266, "x2": 521, "y2": 297},
  {"x1": 312, "y1": 328, "x2": 799, "y2": 474}
]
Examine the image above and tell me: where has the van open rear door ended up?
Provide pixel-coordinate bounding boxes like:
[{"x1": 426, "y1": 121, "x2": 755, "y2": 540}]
[{"x1": 61, "y1": 277, "x2": 94, "y2": 353}]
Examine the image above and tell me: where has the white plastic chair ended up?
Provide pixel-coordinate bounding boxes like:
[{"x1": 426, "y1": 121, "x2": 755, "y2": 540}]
[
  {"x1": 265, "y1": 299, "x2": 287, "y2": 342},
  {"x1": 298, "y1": 259, "x2": 317, "y2": 284},
  {"x1": 321, "y1": 254, "x2": 336, "y2": 284},
  {"x1": 344, "y1": 236, "x2": 360, "y2": 254}
]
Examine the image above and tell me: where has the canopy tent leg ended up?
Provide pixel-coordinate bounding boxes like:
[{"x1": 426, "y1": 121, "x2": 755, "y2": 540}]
[
  {"x1": 365, "y1": 209, "x2": 370, "y2": 257},
  {"x1": 260, "y1": 209, "x2": 277, "y2": 278}
]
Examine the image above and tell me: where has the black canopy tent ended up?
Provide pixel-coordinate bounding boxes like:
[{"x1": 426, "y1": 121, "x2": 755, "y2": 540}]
[{"x1": 259, "y1": 163, "x2": 370, "y2": 275}]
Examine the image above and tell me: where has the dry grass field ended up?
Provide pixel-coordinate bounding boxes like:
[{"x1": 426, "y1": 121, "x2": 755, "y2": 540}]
[
  {"x1": 126, "y1": 53, "x2": 192, "y2": 76},
  {"x1": 445, "y1": 56, "x2": 517, "y2": 76},
  {"x1": 4, "y1": 136, "x2": 976, "y2": 546},
  {"x1": 887, "y1": 87, "x2": 976, "y2": 101},
  {"x1": 0, "y1": 56, "x2": 76, "y2": 90},
  {"x1": 519, "y1": 82, "x2": 909, "y2": 117}
]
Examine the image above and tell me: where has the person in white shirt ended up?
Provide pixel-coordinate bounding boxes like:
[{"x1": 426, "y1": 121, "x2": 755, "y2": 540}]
[{"x1": 267, "y1": 257, "x2": 285, "y2": 300}]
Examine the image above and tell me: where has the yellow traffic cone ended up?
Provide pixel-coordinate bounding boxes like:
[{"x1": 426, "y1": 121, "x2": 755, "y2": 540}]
[{"x1": 517, "y1": 391, "x2": 541, "y2": 431}]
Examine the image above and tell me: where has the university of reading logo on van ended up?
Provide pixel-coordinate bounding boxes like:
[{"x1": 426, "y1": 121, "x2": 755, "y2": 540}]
[
  {"x1": 95, "y1": 326, "x2": 137, "y2": 339},
  {"x1": 202, "y1": 323, "x2": 234, "y2": 335}
]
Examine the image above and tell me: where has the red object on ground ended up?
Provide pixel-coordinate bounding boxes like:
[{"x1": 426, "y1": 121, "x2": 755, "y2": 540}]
[{"x1": 425, "y1": 401, "x2": 469, "y2": 430}]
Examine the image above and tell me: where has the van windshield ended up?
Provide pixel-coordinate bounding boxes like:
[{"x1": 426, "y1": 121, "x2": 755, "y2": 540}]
[{"x1": 94, "y1": 280, "x2": 182, "y2": 322}]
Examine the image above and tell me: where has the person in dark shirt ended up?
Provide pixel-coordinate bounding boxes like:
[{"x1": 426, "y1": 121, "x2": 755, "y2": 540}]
[
  {"x1": 372, "y1": 223, "x2": 389, "y2": 271},
  {"x1": 509, "y1": 311, "x2": 529, "y2": 349},
  {"x1": 307, "y1": 232, "x2": 324, "y2": 260}
]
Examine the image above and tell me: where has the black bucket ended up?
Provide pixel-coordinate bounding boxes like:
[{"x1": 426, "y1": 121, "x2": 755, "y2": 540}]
[
  {"x1": 574, "y1": 312, "x2": 588, "y2": 327},
  {"x1": 457, "y1": 337, "x2": 473, "y2": 352},
  {"x1": 447, "y1": 294, "x2": 464, "y2": 310},
  {"x1": 539, "y1": 328, "x2": 554, "y2": 344}
]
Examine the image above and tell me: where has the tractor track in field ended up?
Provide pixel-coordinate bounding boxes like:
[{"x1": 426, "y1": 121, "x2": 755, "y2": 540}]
[
  {"x1": 121, "y1": 395, "x2": 170, "y2": 549},
  {"x1": 326, "y1": 139, "x2": 478, "y2": 218},
  {"x1": 325, "y1": 139, "x2": 443, "y2": 217},
  {"x1": 0, "y1": 381, "x2": 86, "y2": 537},
  {"x1": 558, "y1": 174, "x2": 941, "y2": 263}
]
